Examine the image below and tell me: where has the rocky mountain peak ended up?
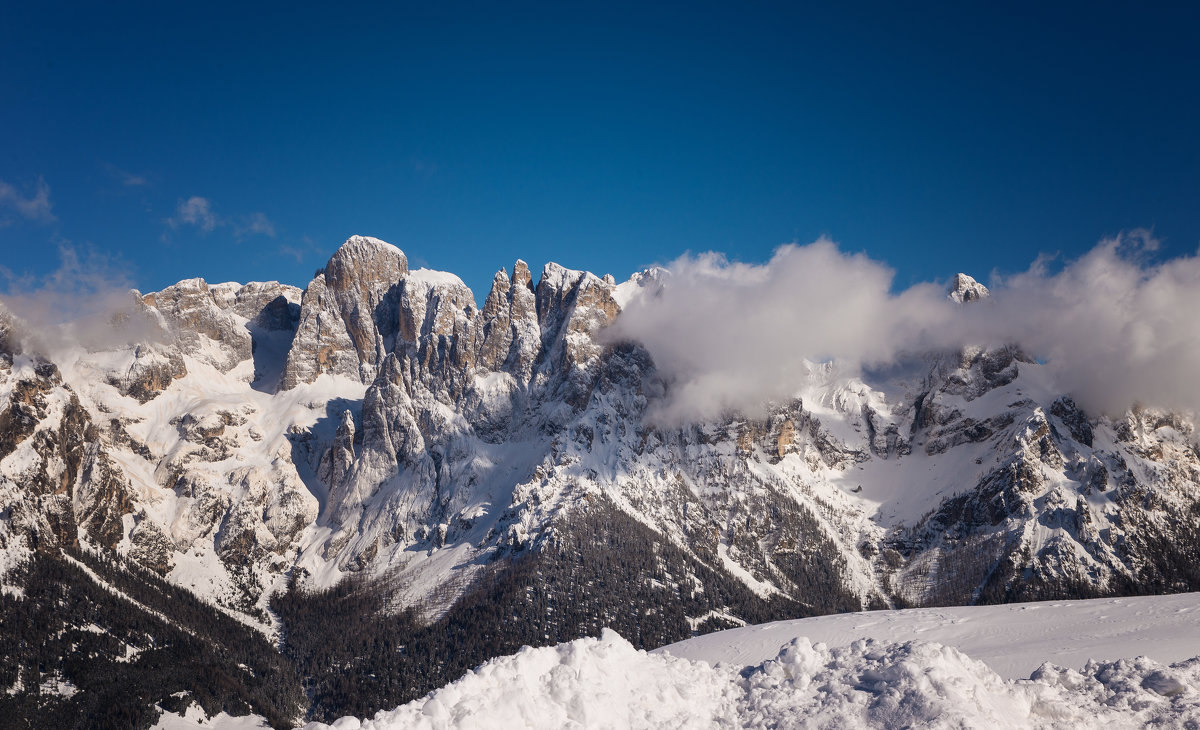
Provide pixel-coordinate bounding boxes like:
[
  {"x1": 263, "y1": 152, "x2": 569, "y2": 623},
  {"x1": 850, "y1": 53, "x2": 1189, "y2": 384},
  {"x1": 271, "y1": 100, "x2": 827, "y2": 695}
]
[
  {"x1": 280, "y1": 236, "x2": 411, "y2": 390},
  {"x1": 395, "y1": 269, "x2": 475, "y2": 348},
  {"x1": 323, "y1": 235, "x2": 408, "y2": 295},
  {"x1": 534, "y1": 262, "x2": 587, "y2": 323},
  {"x1": 948, "y1": 273, "x2": 989, "y2": 303},
  {"x1": 483, "y1": 268, "x2": 512, "y2": 317},
  {"x1": 512, "y1": 259, "x2": 533, "y2": 289}
]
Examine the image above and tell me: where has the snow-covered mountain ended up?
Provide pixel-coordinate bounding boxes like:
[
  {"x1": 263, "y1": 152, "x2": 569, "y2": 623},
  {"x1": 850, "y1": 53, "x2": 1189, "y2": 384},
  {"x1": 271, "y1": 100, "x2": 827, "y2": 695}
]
[{"x1": 2, "y1": 235, "x2": 1199, "y2": 726}]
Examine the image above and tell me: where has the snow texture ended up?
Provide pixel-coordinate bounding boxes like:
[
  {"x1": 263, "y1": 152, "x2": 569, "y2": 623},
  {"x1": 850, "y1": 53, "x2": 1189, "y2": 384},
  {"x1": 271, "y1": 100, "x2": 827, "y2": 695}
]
[
  {"x1": 303, "y1": 611, "x2": 1200, "y2": 729},
  {"x1": 151, "y1": 704, "x2": 272, "y2": 730},
  {"x1": 659, "y1": 591, "x2": 1200, "y2": 681}
]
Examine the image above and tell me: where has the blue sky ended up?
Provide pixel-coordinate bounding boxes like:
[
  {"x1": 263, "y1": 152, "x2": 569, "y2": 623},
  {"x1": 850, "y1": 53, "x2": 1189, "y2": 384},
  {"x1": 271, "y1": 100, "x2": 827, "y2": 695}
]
[{"x1": 2, "y1": 1, "x2": 1197, "y2": 301}]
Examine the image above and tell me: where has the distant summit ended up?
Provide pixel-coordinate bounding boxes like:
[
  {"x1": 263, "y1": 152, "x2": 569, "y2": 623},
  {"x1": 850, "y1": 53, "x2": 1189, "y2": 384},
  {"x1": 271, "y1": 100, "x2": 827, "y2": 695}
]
[{"x1": 947, "y1": 272, "x2": 989, "y2": 303}]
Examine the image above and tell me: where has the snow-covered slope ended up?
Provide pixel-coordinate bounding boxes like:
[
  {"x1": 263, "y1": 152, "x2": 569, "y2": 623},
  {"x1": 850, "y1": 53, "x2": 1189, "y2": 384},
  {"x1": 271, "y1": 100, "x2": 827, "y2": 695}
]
[
  {"x1": 659, "y1": 591, "x2": 1200, "y2": 680},
  {"x1": 152, "y1": 709, "x2": 271, "y2": 730},
  {"x1": 302, "y1": 593, "x2": 1200, "y2": 730}
]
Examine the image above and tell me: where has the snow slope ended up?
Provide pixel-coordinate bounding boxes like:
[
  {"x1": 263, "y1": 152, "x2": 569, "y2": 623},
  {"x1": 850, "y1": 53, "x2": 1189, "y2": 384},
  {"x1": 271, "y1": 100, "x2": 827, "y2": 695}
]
[
  {"x1": 301, "y1": 592, "x2": 1200, "y2": 729},
  {"x1": 151, "y1": 707, "x2": 271, "y2": 730},
  {"x1": 658, "y1": 591, "x2": 1200, "y2": 680}
]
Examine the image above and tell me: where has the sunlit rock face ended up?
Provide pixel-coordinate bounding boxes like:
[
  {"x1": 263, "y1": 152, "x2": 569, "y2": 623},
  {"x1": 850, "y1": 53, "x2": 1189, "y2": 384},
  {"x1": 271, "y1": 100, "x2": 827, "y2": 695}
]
[{"x1": 279, "y1": 235, "x2": 408, "y2": 389}]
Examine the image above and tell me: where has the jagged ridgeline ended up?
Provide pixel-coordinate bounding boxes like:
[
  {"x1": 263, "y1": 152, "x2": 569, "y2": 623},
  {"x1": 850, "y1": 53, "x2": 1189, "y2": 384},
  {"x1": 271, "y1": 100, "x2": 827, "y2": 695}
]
[{"x1": 1, "y1": 236, "x2": 1198, "y2": 725}]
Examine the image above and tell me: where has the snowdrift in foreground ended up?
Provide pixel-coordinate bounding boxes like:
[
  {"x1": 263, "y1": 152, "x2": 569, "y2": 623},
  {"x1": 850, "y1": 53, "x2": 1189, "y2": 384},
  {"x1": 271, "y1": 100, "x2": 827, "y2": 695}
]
[{"x1": 304, "y1": 629, "x2": 1200, "y2": 730}]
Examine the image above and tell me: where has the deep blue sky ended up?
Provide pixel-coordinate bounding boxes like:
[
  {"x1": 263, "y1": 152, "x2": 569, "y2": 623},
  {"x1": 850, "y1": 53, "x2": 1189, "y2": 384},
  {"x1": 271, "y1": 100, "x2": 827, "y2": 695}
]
[{"x1": 2, "y1": 1, "x2": 1197, "y2": 301}]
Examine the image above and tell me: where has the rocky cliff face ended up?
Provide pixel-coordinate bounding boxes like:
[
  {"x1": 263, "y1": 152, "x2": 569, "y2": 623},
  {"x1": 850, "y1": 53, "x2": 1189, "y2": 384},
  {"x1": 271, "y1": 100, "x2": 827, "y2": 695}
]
[
  {"x1": 3, "y1": 235, "x2": 1199, "y2": 644},
  {"x1": 281, "y1": 235, "x2": 407, "y2": 390}
]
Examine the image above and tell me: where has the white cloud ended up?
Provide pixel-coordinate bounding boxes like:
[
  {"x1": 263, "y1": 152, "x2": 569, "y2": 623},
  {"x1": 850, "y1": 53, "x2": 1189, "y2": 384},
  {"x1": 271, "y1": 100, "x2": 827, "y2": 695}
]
[
  {"x1": 0, "y1": 177, "x2": 56, "y2": 223},
  {"x1": 609, "y1": 231, "x2": 1200, "y2": 423},
  {"x1": 169, "y1": 196, "x2": 219, "y2": 232},
  {"x1": 966, "y1": 230, "x2": 1200, "y2": 418}
]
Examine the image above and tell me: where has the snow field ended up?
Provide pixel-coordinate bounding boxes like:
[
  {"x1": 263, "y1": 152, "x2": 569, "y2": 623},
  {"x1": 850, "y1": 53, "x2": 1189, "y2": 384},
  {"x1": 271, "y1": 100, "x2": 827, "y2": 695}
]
[
  {"x1": 659, "y1": 592, "x2": 1200, "y2": 680},
  {"x1": 304, "y1": 626, "x2": 1200, "y2": 729}
]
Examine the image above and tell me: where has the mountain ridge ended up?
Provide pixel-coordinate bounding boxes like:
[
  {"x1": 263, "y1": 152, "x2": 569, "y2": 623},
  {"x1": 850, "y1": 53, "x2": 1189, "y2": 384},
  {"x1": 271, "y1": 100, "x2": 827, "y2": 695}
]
[{"x1": 2, "y1": 234, "x2": 1198, "y2": 725}]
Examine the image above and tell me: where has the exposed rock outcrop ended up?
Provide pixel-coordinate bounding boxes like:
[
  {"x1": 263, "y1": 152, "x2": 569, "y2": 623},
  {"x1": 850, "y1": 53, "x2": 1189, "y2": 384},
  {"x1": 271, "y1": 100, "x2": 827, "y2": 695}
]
[{"x1": 281, "y1": 236, "x2": 408, "y2": 389}]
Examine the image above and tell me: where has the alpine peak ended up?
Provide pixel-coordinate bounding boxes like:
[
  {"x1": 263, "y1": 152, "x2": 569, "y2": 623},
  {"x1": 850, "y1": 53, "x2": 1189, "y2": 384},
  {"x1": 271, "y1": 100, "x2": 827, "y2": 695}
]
[{"x1": 947, "y1": 272, "x2": 989, "y2": 303}]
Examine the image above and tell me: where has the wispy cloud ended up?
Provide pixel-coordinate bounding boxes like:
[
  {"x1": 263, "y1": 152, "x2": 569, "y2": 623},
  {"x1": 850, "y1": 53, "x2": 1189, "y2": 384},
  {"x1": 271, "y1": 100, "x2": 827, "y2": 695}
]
[
  {"x1": 235, "y1": 211, "x2": 276, "y2": 239},
  {"x1": 610, "y1": 230, "x2": 1200, "y2": 422},
  {"x1": 278, "y1": 235, "x2": 324, "y2": 264},
  {"x1": 0, "y1": 176, "x2": 56, "y2": 224},
  {"x1": 165, "y1": 195, "x2": 275, "y2": 240},
  {"x1": 102, "y1": 162, "x2": 149, "y2": 187},
  {"x1": 169, "y1": 195, "x2": 219, "y2": 232},
  {"x1": 278, "y1": 244, "x2": 305, "y2": 263}
]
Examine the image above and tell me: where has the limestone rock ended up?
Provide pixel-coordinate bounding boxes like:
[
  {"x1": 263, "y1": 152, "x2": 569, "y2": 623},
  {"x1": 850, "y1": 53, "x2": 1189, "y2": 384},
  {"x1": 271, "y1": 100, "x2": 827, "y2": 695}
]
[{"x1": 281, "y1": 235, "x2": 408, "y2": 389}]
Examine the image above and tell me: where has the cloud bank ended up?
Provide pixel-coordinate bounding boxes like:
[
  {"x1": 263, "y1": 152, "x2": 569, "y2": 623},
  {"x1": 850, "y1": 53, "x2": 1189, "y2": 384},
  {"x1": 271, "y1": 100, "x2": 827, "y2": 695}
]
[
  {"x1": 0, "y1": 246, "x2": 163, "y2": 356},
  {"x1": 610, "y1": 231, "x2": 1200, "y2": 423}
]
